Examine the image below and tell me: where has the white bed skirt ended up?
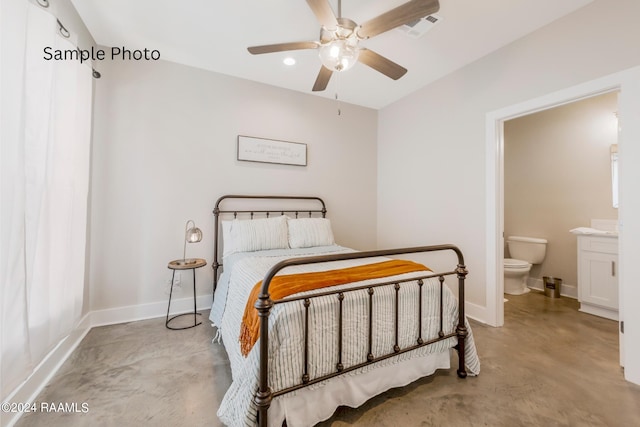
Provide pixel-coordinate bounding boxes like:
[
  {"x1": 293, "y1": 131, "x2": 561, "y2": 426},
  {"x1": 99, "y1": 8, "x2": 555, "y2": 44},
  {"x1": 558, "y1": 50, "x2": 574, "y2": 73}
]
[{"x1": 267, "y1": 349, "x2": 451, "y2": 427}]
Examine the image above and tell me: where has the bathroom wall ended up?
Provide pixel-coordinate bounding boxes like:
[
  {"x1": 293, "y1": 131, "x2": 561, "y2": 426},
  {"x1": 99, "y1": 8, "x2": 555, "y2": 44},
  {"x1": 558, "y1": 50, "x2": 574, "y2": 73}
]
[{"x1": 504, "y1": 92, "x2": 619, "y2": 295}]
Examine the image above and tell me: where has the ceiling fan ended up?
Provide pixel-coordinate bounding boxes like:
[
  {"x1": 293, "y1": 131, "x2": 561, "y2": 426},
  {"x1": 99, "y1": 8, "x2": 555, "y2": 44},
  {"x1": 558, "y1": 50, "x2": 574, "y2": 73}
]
[{"x1": 247, "y1": 0, "x2": 440, "y2": 92}]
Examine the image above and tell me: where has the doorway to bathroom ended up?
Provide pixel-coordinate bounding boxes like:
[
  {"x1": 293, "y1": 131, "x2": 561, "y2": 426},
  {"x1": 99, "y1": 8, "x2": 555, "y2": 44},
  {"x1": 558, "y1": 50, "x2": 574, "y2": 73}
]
[
  {"x1": 502, "y1": 91, "x2": 619, "y2": 301},
  {"x1": 485, "y1": 67, "x2": 640, "y2": 383},
  {"x1": 483, "y1": 69, "x2": 638, "y2": 371}
]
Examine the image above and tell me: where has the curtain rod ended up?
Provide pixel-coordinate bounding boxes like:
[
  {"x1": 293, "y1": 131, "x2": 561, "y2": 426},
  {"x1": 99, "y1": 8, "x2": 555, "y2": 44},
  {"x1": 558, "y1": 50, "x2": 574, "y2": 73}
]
[{"x1": 36, "y1": 0, "x2": 101, "y2": 79}]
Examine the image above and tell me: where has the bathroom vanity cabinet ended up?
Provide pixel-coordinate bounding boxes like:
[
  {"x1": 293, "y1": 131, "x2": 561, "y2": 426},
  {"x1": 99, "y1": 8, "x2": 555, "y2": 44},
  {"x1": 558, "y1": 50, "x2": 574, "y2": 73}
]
[{"x1": 576, "y1": 234, "x2": 618, "y2": 321}]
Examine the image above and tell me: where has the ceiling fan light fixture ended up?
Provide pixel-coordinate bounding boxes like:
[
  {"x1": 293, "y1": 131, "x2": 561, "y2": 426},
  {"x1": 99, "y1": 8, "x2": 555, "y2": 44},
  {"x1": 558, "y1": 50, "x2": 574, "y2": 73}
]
[
  {"x1": 318, "y1": 38, "x2": 359, "y2": 72},
  {"x1": 247, "y1": 0, "x2": 435, "y2": 91}
]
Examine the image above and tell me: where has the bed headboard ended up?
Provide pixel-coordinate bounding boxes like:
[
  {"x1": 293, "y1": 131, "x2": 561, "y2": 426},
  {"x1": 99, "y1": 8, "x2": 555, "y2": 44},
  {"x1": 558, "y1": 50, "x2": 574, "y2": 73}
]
[{"x1": 211, "y1": 195, "x2": 327, "y2": 296}]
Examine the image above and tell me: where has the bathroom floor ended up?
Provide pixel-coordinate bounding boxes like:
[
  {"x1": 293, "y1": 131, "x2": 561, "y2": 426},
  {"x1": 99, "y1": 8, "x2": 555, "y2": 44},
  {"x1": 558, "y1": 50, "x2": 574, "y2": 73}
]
[{"x1": 16, "y1": 291, "x2": 640, "y2": 427}]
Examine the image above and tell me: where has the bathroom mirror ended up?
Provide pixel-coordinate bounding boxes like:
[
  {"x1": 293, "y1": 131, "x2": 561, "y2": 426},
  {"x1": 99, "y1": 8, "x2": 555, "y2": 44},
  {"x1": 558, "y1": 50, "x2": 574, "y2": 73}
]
[{"x1": 611, "y1": 144, "x2": 618, "y2": 208}]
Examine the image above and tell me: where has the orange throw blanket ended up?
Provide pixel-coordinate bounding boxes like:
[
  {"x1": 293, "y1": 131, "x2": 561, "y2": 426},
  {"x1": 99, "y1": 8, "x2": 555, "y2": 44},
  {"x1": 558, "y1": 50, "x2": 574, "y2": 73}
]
[{"x1": 239, "y1": 259, "x2": 430, "y2": 357}]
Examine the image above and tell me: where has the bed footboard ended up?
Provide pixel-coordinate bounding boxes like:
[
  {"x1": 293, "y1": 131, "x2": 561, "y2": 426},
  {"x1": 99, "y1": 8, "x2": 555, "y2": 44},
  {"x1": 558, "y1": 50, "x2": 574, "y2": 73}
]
[{"x1": 254, "y1": 245, "x2": 469, "y2": 427}]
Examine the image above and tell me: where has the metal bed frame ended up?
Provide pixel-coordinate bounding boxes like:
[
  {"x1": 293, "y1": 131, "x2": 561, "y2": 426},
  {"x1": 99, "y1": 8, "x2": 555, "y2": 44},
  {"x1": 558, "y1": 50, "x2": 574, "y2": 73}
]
[{"x1": 212, "y1": 195, "x2": 468, "y2": 427}]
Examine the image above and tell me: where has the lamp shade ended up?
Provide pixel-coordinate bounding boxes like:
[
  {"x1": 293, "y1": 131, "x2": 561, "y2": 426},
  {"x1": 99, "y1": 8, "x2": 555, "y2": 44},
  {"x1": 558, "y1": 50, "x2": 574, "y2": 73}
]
[
  {"x1": 186, "y1": 225, "x2": 202, "y2": 243},
  {"x1": 181, "y1": 220, "x2": 202, "y2": 264},
  {"x1": 319, "y1": 38, "x2": 359, "y2": 72}
]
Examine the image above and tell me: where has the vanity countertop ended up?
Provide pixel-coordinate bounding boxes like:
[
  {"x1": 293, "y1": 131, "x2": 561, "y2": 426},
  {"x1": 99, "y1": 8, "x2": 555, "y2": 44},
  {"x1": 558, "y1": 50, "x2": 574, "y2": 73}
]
[{"x1": 570, "y1": 227, "x2": 618, "y2": 237}]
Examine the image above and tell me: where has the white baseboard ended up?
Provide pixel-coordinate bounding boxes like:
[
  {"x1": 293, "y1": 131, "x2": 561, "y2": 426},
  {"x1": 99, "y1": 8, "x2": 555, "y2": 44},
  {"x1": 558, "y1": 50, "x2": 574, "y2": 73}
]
[
  {"x1": 90, "y1": 294, "x2": 213, "y2": 327},
  {"x1": 465, "y1": 301, "x2": 488, "y2": 325},
  {"x1": 579, "y1": 303, "x2": 619, "y2": 321}
]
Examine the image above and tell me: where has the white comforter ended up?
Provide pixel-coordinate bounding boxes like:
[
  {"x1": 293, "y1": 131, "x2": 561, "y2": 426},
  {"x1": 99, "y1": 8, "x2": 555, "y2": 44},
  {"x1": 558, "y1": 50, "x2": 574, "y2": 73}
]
[{"x1": 210, "y1": 245, "x2": 480, "y2": 427}]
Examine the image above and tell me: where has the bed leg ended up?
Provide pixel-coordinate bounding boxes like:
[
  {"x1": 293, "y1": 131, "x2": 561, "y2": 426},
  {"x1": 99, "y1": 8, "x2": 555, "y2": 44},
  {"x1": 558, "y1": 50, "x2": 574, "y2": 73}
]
[
  {"x1": 455, "y1": 263, "x2": 468, "y2": 379},
  {"x1": 456, "y1": 324, "x2": 468, "y2": 379},
  {"x1": 255, "y1": 390, "x2": 272, "y2": 427},
  {"x1": 255, "y1": 292, "x2": 273, "y2": 427}
]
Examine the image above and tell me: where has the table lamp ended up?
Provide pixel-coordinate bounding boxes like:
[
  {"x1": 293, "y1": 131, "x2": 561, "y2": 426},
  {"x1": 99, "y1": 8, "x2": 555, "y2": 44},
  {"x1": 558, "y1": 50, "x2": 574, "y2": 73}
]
[{"x1": 178, "y1": 219, "x2": 202, "y2": 265}]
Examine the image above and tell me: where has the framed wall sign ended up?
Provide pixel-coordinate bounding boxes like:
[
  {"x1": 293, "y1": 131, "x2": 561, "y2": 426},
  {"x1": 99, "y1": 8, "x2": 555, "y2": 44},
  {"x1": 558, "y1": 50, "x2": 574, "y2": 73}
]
[{"x1": 237, "y1": 135, "x2": 307, "y2": 166}]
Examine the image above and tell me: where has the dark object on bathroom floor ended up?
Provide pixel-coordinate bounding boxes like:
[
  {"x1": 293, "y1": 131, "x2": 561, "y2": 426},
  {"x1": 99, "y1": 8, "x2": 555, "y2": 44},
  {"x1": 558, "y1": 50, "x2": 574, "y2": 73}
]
[{"x1": 543, "y1": 276, "x2": 562, "y2": 298}]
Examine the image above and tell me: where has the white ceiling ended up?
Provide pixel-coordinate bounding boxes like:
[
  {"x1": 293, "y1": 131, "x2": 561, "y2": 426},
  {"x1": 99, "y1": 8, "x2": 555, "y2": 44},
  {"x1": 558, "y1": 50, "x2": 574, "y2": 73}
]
[{"x1": 71, "y1": 0, "x2": 594, "y2": 109}]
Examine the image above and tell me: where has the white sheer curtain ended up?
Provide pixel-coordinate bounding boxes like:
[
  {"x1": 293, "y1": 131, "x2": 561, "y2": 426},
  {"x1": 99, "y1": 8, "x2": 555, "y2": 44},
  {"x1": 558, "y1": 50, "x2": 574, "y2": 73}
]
[{"x1": 1, "y1": 2, "x2": 93, "y2": 401}]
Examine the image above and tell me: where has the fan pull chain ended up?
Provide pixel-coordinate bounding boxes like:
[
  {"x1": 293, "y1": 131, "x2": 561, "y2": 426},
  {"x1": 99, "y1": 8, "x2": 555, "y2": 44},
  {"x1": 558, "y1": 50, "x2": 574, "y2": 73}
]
[{"x1": 335, "y1": 72, "x2": 342, "y2": 116}]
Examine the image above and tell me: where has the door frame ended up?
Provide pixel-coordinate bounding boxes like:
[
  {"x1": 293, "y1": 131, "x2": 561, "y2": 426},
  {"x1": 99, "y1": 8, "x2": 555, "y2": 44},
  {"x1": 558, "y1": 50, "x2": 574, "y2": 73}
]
[{"x1": 485, "y1": 73, "x2": 623, "y2": 327}]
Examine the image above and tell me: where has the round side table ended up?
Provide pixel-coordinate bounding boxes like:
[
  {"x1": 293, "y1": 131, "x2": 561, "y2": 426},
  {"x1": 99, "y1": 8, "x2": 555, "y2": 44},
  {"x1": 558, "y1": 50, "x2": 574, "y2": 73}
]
[{"x1": 166, "y1": 258, "x2": 206, "y2": 330}]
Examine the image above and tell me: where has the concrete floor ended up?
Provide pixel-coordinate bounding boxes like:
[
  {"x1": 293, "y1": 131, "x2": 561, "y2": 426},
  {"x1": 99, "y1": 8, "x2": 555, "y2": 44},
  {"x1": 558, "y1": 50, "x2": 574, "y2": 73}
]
[{"x1": 16, "y1": 291, "x2": 640, "y2": 426}]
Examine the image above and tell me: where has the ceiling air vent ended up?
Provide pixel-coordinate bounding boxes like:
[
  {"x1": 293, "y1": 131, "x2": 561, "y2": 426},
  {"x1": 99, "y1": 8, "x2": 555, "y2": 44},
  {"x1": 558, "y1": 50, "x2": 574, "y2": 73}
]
[{"x1": 396, "y1": 14, "x2": 443, "y2": 38}]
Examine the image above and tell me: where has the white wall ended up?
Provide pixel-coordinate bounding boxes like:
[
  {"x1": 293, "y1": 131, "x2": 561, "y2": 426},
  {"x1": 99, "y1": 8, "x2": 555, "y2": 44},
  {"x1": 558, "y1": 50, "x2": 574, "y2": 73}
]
[
  {"x1": 378, "y1": 0, "x2": 640, "y2": 383},
  {"x1": 89, "y1": 57, "x2": 378, "y2": 314}
]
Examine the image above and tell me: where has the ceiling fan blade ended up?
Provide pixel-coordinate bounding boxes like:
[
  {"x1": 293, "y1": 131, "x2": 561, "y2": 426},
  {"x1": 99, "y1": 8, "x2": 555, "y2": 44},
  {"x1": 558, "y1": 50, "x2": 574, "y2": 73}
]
[
  {"x1": 357, "y1": 0, "x2": 440, "y2": 39},
  {"x1": 247, "y1": 41, "x2": 319, "y2": 55},
  {"x1": 312, "y1": 66, "x2": 333, "y2": 91},
  {"x1": 358, "y1": 49, "x2": 407, "y2": 80},
  {"x1": 306, "y1": 0, "x2": 338, "y2": 30}
]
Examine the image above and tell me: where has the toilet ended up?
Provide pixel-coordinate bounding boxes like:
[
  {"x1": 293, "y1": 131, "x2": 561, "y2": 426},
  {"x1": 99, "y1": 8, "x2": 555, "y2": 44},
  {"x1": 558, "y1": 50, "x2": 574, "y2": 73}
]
[{"x1": 504, "y1": 236, "x2": 547, "y2": 295}]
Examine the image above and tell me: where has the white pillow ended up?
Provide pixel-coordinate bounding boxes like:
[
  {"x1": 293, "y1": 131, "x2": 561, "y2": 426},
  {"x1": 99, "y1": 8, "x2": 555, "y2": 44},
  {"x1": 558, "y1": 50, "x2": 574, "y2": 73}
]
[
  {"x1": 287, "y1": 217, "x2": 335, "y2": 248},
  {"x1": 228, "y1": 215, "x2": 289, "y2": 254},
  {"x1": 221, "y1": 220, "x2": 234, "y2": 257}
]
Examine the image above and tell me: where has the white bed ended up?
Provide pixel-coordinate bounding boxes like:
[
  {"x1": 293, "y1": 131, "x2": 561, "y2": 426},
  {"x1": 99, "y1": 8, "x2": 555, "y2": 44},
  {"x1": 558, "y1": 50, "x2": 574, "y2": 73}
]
[{"x1": 209, "y1": 195, "x2": 480, "y2": 427}]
